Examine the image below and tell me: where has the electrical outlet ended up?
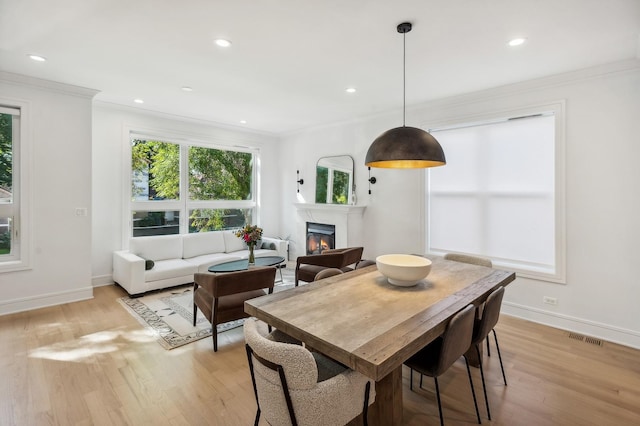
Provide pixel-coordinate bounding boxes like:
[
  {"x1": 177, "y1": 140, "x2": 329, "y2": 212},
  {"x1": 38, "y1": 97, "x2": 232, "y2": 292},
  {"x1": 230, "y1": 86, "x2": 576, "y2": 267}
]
[
  {"x1": 75, "y1": 207, "x2": 88, "y2": 217},
  {"x1": 543, "y1": 296, "x2": 558, "y2": 306}
]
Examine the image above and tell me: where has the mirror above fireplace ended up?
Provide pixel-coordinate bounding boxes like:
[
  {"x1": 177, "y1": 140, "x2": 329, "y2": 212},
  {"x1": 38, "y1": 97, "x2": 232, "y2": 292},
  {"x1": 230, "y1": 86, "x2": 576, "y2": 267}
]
[{"x1": 315, "y1": 155, "x2": 355, "y2": 205}]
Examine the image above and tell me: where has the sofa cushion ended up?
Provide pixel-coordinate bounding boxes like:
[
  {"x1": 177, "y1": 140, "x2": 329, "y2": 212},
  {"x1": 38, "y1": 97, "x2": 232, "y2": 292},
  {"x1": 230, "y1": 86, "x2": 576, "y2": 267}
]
[
  {"x1": 184, "y1": 253, "x2": 244, "y2": 273},
  {"x1": 223, "y1": 231, "x2": 246, "y2": 253},
  {"x1": 130, "y1": 235, "x2": 183, "y2": 261},
  {"x1": 145, "y1": 259, "x2": 197, "y2": 282},
  {"x1": 183, "y1": 231, "x2": 226, "y2": 259}
]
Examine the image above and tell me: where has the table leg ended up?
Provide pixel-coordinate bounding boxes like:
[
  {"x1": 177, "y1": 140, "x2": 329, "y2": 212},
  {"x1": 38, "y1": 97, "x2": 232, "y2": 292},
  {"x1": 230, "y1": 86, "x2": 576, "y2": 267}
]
[
  {"x1": 348, "y1": 366, "x2": 403, "y2": 425},
  {"x1": 374, "y1": 366, "x2": 403, "y2": 425}
]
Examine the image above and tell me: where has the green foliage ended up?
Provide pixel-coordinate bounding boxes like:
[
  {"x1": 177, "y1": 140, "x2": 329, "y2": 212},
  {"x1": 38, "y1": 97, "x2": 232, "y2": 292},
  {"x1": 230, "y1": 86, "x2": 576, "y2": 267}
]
[
  {"x1": 0, "y1": 114, "x2": 13, "y2": 192},
  {"x1": 315, "y1": 166, "x2": 328, "y2": 203},
  {"x1": 332, "y1": 170, "x2": 349, "y2": 204},
  {"x1": 189, "y1": 147, "x2": 252, "y2": 200},
  {"x1": 131, "y1": 138, "x2": 254, "y2": 233},
  {"x1": 0, "y1": 230, "x2": 10, "y2": 253}
]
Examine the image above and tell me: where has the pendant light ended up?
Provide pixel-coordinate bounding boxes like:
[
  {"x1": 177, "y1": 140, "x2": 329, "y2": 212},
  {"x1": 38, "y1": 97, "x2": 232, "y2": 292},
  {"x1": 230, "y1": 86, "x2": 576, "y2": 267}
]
[{"x1": 365, "y1": 22, "x2": 446, "y2": 169}]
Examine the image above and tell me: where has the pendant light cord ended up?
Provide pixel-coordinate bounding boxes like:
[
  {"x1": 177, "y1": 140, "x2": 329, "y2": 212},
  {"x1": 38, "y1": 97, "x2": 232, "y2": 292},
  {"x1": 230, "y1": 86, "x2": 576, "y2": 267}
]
[{"x1": 403, "y1": 30, "x2": 406, "y2": 127}]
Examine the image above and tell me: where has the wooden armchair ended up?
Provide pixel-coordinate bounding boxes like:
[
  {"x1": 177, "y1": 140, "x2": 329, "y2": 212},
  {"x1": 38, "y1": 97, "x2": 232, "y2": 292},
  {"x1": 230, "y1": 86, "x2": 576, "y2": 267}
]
[
  {"x1": 193, "y1": 266, "x2": 276, "y2": 351},
  {"x1": 295, "y1": 247, "x2": 364, "y2": 286}
]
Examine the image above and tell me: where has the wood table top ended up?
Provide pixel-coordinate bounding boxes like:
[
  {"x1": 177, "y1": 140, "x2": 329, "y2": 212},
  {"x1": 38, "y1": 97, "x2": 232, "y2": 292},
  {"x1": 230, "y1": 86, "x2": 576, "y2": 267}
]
[{"x1": 245, "y1": 255, "x2": 515, "y2": 381}]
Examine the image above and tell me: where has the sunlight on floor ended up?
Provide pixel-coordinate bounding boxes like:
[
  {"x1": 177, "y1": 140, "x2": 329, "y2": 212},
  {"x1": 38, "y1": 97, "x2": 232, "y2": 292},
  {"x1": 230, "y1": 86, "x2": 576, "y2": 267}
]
[{"x1": 28, "y1": 327, "x2": 156, "y2": 362}]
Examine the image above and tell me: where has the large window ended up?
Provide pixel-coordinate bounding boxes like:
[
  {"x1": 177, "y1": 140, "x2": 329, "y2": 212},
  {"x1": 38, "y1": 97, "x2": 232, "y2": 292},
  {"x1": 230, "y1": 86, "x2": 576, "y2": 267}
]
[
  {"x1": 427, "y1": 105, "x2": 565, "y2": 282},
  {"x1": 0, "y1": 104, "x2": 29, "y2": 271},
  {"x1": 129, "y1": 135, "x2": 258, "y2": 237}
]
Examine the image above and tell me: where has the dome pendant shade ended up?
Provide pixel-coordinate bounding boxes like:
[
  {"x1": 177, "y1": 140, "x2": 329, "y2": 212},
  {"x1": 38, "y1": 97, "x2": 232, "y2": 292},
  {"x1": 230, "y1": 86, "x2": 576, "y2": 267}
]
[{"x1": 365, "y1": 126, "x2": 446, "y2": 169}]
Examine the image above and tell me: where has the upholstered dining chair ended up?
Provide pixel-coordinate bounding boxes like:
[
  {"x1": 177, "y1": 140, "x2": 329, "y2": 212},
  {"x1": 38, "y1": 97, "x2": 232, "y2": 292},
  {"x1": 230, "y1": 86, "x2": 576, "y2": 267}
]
[
  {"x1": 404, "y1": 304, "x2": 482, "y2": 426},
  {"x1": 193, "y1": 266, "x2": 276, "y2": 352},
  {"x1": 295, "y1": 247, "x2": 363, "y2": 286},
  {"x1": 313, "y1": 268, "x2": 344, "y2": 281},
  {"x1": 243, "y1": 318, "x2": 375, "y2": 426},
  {"x1": 471, "y1": 286, "x2": 507, "y2": 420},
  {"x1": 355, "y1": 259, "x2": 377, "y2": 269},
  {"x1": 443, "y1": 253, "x2": 493, "y2": 268}
]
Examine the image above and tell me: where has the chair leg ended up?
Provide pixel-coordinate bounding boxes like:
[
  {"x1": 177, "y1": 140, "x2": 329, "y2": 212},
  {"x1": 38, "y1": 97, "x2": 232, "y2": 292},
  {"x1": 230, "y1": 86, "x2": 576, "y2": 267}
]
[
  {"x1": 362, "y1": 381, "x2": 371, "y2": 426},
  {"x1": 434, "y1": 377, "x2": 445, "y2": 426},
  {"x1": 476, "y1": 344, "x2": 491, "y2": 420},
  {"x1": 245, "y1": 345, "x2": 261, "y2": 426},
  {"x1": 410, "y1": 368, "x2": 414, "y2": 391},
  {"x1": 486, "y1": 335, "x2": 491, "y2": 357},
  {"x1": 192, "y1": 303, "x2": 197, "y2": 327},
  {"x1": 464, "y1": 356, "x2": 482, "y2": 424},
  {"x1": 493, "y1": 329, "x2": 507, "y2": 385},
  {"x1": 213, "y1": 327, "x2": 218, "y2": 352}
]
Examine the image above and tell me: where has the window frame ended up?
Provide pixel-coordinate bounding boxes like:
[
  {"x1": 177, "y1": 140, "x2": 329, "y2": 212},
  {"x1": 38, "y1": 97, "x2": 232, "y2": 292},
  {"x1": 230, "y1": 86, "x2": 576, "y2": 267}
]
[
  {"x1": 125, "y1": 129, "x2": 261, "y2": 241},
  {"x1": 424, "y1": 102, "x2": 566, "y2": 283},
  {"x1": 0, "y1": 101, "x2": 31, "y2": 272}
]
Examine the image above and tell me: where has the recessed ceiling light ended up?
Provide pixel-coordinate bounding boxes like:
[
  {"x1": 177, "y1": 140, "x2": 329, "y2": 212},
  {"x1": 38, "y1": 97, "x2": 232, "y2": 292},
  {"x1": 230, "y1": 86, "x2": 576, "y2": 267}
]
[
  {"x1": 346, "y1": 87, "x2": 357, "y2": 93},
  {"x1": 181, "y1": 86, "x2": 193, "y2": 92},
  {"x1": 28, "y1": 54, "x2": 47, "y2": 62},
  {"x1": 134, "y1": 98, "x2": 144, "y2": 104},
  {"x1": 508, "y1": 37, "x2": 527, "y2": 47},
  {"x1": 215, "y1": 39, "x2": 232, "y2": 47},
  {"x1": 240, "y1": 120, "x2": 247, "y2": 124}
]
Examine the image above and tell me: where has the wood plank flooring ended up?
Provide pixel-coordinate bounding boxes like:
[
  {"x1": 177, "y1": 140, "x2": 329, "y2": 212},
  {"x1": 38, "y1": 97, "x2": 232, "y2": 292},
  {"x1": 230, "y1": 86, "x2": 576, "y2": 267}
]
[{"x1": 1, "y1": 284, "x2": 639, "y2": 425}]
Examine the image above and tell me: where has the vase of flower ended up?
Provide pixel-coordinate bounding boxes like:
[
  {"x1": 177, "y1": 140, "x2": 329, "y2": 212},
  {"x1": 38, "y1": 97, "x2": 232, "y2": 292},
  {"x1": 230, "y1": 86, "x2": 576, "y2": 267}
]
[{"x1": 235, "y1": 225, "x2": 263, "y2": 265}]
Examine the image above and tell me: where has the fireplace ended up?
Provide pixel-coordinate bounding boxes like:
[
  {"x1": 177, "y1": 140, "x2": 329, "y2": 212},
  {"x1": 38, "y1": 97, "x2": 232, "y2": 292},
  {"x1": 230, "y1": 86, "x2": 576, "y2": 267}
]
[{"x1": 306, "y1": 222, "x2": 336, "y2": 255}]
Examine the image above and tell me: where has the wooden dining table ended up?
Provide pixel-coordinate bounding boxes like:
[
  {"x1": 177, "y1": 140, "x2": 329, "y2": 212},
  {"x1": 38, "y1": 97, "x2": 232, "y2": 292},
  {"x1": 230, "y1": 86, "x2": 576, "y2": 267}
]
[{"x1": 244, "y1": 255, "x2": 516, "y2": 425}]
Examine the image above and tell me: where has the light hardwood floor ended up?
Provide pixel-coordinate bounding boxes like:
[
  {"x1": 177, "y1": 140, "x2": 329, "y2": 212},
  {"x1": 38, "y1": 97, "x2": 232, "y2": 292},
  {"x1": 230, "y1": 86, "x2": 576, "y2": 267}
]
[{"x1": 1, "y1": 284, "x2": 639, "y2": 425}]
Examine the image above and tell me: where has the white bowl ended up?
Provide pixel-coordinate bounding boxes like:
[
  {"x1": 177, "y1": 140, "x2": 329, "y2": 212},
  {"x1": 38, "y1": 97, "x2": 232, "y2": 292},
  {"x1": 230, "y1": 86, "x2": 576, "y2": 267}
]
[{"x1": 376, "y1": 254, "x2": 432, "y2": 287}]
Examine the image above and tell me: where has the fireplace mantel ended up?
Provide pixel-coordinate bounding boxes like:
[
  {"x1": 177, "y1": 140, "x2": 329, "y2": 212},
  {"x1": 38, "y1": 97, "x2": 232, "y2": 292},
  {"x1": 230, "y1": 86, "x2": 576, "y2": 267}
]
[
  {"x1": 293, "y1": 203, "x2": 367, "y2": 215},
  {"x1": 294, "y1": 203, "x2": 366, "y2": 257}
]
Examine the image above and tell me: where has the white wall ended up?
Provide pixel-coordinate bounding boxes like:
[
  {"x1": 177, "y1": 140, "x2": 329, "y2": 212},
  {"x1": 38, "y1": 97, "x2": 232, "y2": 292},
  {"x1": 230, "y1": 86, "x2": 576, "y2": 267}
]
[
  {"x1": 279, "y1": 60, "x2": 640, "y2": 348},
  {"x1": 91, "y1": 104, "x2": 281, "y2": 285},
  {"x1": 0, "y1": 73, "x2": 95, "y2": 314}
]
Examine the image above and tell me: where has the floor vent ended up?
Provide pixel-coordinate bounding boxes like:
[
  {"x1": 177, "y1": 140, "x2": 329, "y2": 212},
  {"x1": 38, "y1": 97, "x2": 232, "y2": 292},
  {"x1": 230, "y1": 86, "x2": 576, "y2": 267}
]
[
  {"x1": 568, "y1": 332, "x2": 603, "y2": 346},
  {"x1": 568, "y1": 332, "x2": 584, "y2": 341},
  {"x1": 584, "y1": 336, "x2": 604, "y2": 346}
]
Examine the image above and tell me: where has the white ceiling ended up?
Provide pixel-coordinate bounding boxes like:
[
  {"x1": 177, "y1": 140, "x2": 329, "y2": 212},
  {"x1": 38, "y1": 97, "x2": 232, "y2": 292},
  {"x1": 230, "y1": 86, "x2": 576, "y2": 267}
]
[{"x1": 1, "y1": 0, "x2": 639, "y2": 134}]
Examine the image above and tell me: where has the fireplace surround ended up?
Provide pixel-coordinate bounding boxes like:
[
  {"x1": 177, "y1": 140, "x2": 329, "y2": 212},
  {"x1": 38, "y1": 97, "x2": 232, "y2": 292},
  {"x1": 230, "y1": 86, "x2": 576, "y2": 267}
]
[{"x1": 294, "y1": 203, "x2": 366, "y2": 258}]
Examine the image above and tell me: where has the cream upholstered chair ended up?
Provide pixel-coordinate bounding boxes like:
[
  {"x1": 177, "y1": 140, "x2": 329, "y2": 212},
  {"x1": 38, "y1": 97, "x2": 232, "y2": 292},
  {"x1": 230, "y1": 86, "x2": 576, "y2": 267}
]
[
  {"x1": 244, "y1": 318, "x2": 375, "y2": 426},
  {"x1": 404, "y1": 305, "x2": 481, "y2": 426},
  {"x1": 471, "y1": 286, "x2": 507, "y2": 420}
]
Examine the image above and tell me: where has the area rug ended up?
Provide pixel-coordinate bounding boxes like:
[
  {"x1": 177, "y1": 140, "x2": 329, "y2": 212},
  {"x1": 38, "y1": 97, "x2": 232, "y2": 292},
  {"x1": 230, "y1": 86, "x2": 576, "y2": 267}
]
[{"x1": 118, "y1": 261, "x2": 296, "y2": 349}]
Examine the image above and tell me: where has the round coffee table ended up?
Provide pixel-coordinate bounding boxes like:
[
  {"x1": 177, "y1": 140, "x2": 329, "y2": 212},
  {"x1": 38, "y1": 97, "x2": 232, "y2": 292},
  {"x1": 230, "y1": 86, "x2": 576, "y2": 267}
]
[{"x1": 208, "y1": 256, "x2": 286, "y2": 282}]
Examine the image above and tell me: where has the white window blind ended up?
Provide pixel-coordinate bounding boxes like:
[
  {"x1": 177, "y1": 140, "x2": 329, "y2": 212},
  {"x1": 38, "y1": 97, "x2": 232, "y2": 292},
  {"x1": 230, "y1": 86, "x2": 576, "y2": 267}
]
[{"x1": 427, "y1": 111, "x2": 564, "y2": 281}]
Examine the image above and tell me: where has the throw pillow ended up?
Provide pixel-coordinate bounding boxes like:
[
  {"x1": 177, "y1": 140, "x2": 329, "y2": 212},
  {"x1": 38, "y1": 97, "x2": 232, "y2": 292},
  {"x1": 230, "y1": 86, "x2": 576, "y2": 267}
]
[
  {"x1": 140, "y1": 257, "x2": 154, "y2": 270},
  {"x1": 262, "y1": 242, "x2": 276, "y2": 250}
]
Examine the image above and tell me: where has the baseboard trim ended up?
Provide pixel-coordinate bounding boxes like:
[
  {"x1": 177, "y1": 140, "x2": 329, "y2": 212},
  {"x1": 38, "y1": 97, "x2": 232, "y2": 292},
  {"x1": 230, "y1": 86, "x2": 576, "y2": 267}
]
[
  {"x1": 92, "y1": 274, "x2": 114, "y2": 287},
  {"x1": 0, "y1": 286, "x2": 94, "y2": 316},
  {"x1": 502, "y1": 301, "x2": 640, "y2": 350}
]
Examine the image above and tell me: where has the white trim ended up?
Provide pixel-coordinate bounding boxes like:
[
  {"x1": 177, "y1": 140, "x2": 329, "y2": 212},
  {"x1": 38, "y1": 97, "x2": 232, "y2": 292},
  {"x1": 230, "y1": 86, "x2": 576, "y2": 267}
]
[
  {"x1": 92, "y1": 274, "x2": 115, "y2": 287},
  {"x1": 0, "y1": 97, "x2": 32, "y2": 273},
  {"x1": 502, "y1": 302, "x2": 640, "y2": 350},
  {"x1": 0, "y1": 286, "x2": 94, "y2": 316},
  {"x1": 0, "y1": 71, "x2": 99, "y2": 99}
]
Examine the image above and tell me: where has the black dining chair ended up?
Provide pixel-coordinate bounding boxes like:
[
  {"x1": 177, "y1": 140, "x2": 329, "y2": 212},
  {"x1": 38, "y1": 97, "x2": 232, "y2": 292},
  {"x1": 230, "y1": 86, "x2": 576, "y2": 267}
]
[
  {"x1": 471, "y1": 286, "x2": 507, "y2": 420},
  {"x1": 404, "y1": 304, "x2": 482, "y2": 426}
]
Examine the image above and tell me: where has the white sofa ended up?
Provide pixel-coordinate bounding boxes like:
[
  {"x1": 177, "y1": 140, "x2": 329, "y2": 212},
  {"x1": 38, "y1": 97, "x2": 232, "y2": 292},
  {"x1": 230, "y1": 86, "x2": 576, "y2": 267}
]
[{"x1": 113, "y1": 231, "x2": 287, "y2": 296}]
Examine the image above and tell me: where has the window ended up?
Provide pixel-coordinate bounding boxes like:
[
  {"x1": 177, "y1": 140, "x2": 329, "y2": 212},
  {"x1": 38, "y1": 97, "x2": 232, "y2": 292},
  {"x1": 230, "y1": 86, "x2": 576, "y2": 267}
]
[
  {"x1": 129, "y1": 135, "x2": 258, "y2": 237},
  {"x1": 426, "y1": 105, "x2": 565, "y2": 282},
  {"x1": 0, "y1": 104, "x2": 29, "y2": 271}
]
